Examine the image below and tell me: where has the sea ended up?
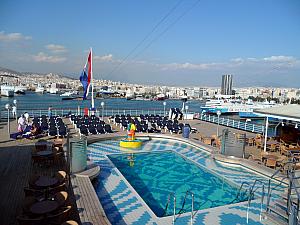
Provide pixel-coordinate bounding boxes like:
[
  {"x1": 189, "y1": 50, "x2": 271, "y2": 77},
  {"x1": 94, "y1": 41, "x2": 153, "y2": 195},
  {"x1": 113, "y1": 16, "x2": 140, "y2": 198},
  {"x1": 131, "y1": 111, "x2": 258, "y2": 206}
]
[{"x1": 0, "y1": 92, "x2": 203, "y2": 114}]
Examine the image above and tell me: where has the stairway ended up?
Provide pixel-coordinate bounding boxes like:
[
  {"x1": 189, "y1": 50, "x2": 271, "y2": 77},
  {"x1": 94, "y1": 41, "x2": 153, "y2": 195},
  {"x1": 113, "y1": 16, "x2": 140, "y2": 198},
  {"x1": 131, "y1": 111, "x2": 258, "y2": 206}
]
[{"x1": 263, "y1": 161, "x2": 300, "y2": 225}]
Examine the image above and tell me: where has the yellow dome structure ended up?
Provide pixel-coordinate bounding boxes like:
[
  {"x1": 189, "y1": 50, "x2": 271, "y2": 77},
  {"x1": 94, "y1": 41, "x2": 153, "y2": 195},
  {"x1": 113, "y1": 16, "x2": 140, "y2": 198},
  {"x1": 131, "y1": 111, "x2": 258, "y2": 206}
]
[{"x1": 119, "y1": 139, "x2": 142, "y2": 148}]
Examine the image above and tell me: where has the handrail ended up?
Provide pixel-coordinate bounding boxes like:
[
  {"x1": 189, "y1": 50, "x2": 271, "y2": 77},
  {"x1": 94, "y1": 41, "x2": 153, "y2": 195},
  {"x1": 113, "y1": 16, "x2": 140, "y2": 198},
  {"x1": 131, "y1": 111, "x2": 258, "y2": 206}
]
[
  {"x1": 163, "y1": 192, "x2": 176, "y2": 224},
  {"x1": 287, "y1": 171, "x2": 300, "y2": 223},
  {"x1": 177, "y1": 190, "x2": 195, "y2": 225},
  {"x1": 186, "y1": 190, "x2": 194, "y2": 225},
  {"x1": 246, "y1": 179, "x2": 265, "y2": 223},
  {"x1": 230, "y1": 181, "x2": 251, "y2": 204},
  {"x1": 266, "y1": 161, "x2": 296, "y2": 211},
  {"x1": 178, "y1": 191, "x2": 190, "y2": 214}
]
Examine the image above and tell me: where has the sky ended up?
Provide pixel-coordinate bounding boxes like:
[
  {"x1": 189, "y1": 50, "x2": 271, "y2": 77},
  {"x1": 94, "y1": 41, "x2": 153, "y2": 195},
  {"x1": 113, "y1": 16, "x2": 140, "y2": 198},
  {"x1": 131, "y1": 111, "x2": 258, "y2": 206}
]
[{"x1": 0, "y1": 0, "x2": 299, "y2": 87}]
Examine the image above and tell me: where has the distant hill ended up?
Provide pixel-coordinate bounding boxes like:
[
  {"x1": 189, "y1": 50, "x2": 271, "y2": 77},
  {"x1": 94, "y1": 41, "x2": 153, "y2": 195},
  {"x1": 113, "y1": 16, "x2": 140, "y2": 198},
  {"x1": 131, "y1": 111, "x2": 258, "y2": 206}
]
[
  {"x1": 0, "y1": 66, "x2": 22, "y2": 76},
  {"x1": 0, "y1": 66, "x2": 75, "y2": 80}
]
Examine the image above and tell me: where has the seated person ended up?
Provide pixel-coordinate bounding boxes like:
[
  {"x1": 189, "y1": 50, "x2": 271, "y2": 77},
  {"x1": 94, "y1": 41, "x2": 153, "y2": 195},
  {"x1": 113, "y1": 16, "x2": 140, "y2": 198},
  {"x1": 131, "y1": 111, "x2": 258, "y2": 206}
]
[
  {"x1": 23, "y1": 124, "x2": 41, "y2": 139},
  {"x1": 30, "y1": 124, "x2": 41, "y2": 136}
]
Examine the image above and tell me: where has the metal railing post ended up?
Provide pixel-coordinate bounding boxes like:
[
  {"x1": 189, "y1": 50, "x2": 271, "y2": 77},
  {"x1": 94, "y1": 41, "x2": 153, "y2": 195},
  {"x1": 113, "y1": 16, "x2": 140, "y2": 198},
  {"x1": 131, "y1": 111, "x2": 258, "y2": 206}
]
[
  {"x1": 173, "y1": 195, "x2": 176, "y2": 224},
  {"x1": 191, "y1": 192, "x2": 194, "y2": 225}
]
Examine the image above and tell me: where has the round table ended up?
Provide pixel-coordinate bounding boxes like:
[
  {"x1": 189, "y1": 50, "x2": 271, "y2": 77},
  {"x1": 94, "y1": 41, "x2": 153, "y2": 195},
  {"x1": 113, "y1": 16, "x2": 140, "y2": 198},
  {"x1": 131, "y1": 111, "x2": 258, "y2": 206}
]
[
  {"x1": 30, "y1": 200, "x2": 58, "y2": 214},
  {"x1": 35, "y1": 176, "x2": 58, "y2": 188},
  {"x1": 36, "y1": 150, "x2": 53, "y2": 157}
]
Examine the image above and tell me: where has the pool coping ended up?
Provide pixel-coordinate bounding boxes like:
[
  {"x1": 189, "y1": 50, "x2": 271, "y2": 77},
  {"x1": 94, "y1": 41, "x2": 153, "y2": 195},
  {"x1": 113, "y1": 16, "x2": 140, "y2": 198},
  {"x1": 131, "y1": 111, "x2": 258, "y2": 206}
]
[{"x1": 86, "y1": 134, "x2": 288, "y2": 225}]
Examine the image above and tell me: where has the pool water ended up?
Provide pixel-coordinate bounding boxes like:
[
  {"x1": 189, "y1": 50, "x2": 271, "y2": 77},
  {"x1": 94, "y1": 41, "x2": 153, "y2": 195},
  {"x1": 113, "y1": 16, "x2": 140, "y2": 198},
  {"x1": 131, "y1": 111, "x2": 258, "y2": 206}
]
[{"x1": 108, "y1": 151, "x2": 245, "y2": 217}]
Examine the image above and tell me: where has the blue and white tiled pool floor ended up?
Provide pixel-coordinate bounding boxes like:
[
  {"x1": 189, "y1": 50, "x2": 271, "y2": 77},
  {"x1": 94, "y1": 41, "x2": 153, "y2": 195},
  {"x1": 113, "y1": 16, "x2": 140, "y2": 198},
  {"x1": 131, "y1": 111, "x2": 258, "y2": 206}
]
[{"x1": 88, "y1": 138, "x2": 285, "y2": 225}]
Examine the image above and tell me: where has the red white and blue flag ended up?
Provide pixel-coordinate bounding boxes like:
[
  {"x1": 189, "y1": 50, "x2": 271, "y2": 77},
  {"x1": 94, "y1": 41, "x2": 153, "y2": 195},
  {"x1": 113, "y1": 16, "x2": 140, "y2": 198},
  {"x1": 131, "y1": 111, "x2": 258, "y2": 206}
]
[{"x1": 79, "y1": 50, "x2": 92, "y2": 100}]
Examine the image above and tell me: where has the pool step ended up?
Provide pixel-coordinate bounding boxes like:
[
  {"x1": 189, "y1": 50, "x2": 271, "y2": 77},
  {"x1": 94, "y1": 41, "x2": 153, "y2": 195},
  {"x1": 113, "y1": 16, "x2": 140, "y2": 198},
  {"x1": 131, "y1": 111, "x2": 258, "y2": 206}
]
[
  {"x1": 262, "y1": 212, "x2": 288, "y2": 225},
  {"x1": 268, "y1": 205, "x2": 288, "y2": 220}
]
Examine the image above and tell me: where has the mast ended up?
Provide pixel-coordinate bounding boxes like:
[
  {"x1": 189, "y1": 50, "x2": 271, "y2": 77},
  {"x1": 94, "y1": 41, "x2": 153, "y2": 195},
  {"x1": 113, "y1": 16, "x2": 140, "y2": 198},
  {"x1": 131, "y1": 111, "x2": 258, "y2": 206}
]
[{"x1": 90, "y1": 47, "x2": 94, "y2": 109}]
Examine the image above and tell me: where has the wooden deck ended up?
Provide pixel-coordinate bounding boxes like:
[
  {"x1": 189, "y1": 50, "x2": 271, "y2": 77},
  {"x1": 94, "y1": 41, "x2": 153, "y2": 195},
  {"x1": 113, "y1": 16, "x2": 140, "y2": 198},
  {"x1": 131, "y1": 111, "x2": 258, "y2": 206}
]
[
  {"x1": 72, "y1": 175, "x2": 111, "y2": 225},
  {"x1": 0, "y1": 120, "x2": 80, "y2": 225}
]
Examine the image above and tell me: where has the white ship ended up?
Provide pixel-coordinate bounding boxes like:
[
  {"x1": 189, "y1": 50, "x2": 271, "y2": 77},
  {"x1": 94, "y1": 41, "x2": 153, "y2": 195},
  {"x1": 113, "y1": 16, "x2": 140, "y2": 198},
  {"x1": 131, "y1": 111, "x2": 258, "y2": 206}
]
[
  {"x1": 35, "y1": 84, "x2": 45, "y2": 93},
  {"x1": 1, "y1": 85, "x2": 14, "y2": 97},
  {"x1": 201, "y1": 98, "x2": 278, "y2": 116},
  {"x1": 14, "y1": 86, "x2": 27, "y2": 94},
  {"x1": 60, "y1": 91, "x2": 77, "y2": 97},
  {"x1": 125, "y1": 90, "x2": 135, "y2": 100}
]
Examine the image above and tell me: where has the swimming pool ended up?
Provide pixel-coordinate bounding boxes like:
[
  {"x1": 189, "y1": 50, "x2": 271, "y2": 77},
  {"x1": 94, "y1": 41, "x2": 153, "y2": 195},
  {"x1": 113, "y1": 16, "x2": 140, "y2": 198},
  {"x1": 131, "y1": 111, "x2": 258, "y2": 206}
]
[
  {"x1": 89, "y1": 138, "x2": 286, "y2": 225},
  {"x1": 108, "y1": 151, "x2": 245, "y2": 217}
]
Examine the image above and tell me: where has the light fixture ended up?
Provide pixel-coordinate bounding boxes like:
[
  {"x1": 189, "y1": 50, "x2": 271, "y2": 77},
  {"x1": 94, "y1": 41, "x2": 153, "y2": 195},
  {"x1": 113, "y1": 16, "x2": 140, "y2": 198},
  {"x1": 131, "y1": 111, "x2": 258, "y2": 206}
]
[
  {"x1": 296, "y1": 124, "x2": 298, "y2": 129},
  {"x1": 281, "y1": 122, "x2": 284, "y2": 126}
]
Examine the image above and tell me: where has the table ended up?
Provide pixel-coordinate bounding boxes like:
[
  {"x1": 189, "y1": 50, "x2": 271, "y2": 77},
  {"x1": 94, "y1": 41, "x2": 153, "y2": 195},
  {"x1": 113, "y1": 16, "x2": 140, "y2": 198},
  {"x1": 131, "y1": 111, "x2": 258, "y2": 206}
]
[
  {"x1": 30, "y1": 200, "x2": 58, "y2": 215},
  {"x1": 35, "y1": 176, "x2": 58, "y2": 188},
  {"x1": 36, "y1": 150, "x2": 53, "y2": 157},
  {"x1": 262, "y1": 154, "x2": 279, "y2": 160}
]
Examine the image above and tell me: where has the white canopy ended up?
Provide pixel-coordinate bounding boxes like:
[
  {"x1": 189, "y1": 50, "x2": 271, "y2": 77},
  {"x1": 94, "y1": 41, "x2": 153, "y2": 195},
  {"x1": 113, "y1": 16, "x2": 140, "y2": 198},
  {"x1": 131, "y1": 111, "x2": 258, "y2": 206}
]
[{"x1": 254, "y1": 104, "x2": 300, "y2": 122}]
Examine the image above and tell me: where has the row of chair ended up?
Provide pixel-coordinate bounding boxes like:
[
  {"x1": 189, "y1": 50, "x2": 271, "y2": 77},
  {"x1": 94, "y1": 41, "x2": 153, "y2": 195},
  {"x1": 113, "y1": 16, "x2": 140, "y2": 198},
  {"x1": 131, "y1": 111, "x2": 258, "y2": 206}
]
[
  {"x1": 32, "y1": 115, "x2": 67, "y2": 137},
  {"x1": 111, "y1": 114, "x2": 197, "y2": 134},
  {"x1": 70, "y1": 114, "x2": 113, "y2": 136}
]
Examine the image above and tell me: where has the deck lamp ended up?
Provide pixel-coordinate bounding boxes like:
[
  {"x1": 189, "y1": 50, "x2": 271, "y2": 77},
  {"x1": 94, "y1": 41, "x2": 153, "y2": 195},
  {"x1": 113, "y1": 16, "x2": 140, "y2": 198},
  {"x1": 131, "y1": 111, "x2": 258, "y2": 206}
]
[
  {"x1": 185, "y1": 105, "x2": 189, "y2": 120},
  {"x1": 295, "y1": 124, "x2": 298, "y2": 129},
  {"x1": 281, "y1": 122, "x2": 284, "y2": 126},
  {"x1": 5, "y1": 103, "x2": 12, "y2": 134},
  {"x1": 163, "y1": 101, "x2": 166, "y2": 116},
  {"x1": 216, "y1": 110, "x2": 222, "y2": 137},
  {"x1": 13, "y1": 99, "x2": 18, "y2": 123},
  {"x1": 101, "y1": 102, "x2": 105, "y2": 121}
]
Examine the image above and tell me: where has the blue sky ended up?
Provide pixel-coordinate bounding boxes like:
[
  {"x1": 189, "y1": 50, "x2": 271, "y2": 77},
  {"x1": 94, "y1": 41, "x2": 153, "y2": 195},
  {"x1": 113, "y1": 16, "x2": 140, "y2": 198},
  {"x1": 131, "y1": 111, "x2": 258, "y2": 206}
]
[{"x1": 0, "y1": 0, "x2": 299, "y2": 87}]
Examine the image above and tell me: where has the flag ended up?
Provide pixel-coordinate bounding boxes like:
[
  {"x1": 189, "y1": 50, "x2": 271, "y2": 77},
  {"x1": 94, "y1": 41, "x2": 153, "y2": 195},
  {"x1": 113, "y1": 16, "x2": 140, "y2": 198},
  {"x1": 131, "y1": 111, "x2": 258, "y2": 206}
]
[{"x1": 79, "y1": 50, "x2": 92, "y2": 99}]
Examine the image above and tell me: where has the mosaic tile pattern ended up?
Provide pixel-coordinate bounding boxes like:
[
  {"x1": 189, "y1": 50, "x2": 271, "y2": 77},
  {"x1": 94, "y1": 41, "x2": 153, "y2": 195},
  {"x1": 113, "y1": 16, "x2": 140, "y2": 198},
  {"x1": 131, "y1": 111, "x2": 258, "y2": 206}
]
[{"x1": 88, "y1": 138, "x2": 285, "y2": 225}]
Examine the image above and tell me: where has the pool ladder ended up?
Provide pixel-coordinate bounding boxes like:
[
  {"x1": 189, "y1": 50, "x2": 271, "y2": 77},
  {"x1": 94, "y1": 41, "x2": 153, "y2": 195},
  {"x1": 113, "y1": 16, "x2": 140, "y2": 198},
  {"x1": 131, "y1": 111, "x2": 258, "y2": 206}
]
[
  {"x1": 164, "y1": 192, "x2": 176, "y2": 224},
  {"x1": 164, "y1": 191, "x2": 195, "y2": 225},
  {"x1": 233, "y1": 180, "x2": 266, "y2": 224}
]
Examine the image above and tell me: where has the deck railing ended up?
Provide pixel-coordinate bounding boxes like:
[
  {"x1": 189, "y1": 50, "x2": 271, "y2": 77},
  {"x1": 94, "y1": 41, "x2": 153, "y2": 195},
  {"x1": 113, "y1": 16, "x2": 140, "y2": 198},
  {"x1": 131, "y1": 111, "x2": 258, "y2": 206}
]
[
  {"x1": 199, "y1": 113, "x2": 265, "y2": 134},
  {"x1": 0, "y1": 108, "x2": 172, "y2": 119}
]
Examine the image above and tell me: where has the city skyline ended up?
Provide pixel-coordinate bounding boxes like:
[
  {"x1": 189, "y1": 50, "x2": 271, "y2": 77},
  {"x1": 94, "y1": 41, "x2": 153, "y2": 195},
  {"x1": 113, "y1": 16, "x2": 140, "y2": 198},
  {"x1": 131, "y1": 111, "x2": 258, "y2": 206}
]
[{"x1": 0, "y1": 0, "x2": 300, "y2": 87}]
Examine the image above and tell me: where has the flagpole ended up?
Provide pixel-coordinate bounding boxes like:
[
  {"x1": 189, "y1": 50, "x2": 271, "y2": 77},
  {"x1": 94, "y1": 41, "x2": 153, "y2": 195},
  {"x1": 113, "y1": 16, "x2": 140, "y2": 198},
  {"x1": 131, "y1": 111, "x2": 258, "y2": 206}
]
[{"x1": 91, "y1": 47, "x2": 94, "y2": 109}]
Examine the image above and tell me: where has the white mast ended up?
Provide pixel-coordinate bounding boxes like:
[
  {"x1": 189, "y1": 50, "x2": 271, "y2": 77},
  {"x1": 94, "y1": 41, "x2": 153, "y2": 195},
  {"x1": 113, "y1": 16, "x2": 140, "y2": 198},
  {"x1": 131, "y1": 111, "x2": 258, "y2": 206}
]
[{"x1": 90, "y1": 47, "x2": 94, "y2": 109}]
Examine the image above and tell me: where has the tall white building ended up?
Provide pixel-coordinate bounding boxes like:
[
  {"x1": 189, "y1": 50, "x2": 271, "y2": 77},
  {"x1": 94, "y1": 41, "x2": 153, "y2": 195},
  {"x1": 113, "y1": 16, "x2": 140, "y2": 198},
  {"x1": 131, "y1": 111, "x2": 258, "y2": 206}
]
[{"x1": 221, "y1": 74, "x2": 233, "y2": 95}]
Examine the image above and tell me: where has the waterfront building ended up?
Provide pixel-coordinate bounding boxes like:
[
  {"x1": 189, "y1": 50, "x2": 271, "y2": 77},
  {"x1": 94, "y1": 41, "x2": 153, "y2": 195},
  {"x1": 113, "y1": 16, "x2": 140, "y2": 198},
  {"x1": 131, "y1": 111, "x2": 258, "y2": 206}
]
[{"x1": 221, "y1": 74, "x2": 233, "y2": 95}]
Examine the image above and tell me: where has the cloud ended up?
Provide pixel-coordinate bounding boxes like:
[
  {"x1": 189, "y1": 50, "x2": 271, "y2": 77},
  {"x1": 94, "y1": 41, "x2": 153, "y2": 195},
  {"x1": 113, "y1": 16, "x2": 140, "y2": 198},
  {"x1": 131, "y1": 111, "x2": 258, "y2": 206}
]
[
  {"x1": 45, "y1": 44, "x2": 67, "y2": 53},
  {"x1": 94, "y1": 54, "x2": 113, "y2": 62},
  {"x1": 32, "y1": 52, "x2": 66, "y2": 63},
  {"x1": 158, "y1": 55, "x2": 300, "y2": 71},
  {"x1": 263, "y1": 55, "x2": 295, "y2": 62},
  {"x1": 161, "y1": 62, "x2": 222, "y2": 71},
  {"x1": 0, "y1": 31, "x2": 32, "y2": 41}
]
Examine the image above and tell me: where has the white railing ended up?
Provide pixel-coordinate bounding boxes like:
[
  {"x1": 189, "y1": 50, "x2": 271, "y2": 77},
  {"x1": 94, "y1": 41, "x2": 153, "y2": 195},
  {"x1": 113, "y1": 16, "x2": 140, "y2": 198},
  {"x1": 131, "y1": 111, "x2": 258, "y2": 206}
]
[
  {"x1": 200, "y1": 113, "x2": 265, "y2": 134},
  {"x1": 0, "y1": 108, "x2": 172, "y2": 119}
]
